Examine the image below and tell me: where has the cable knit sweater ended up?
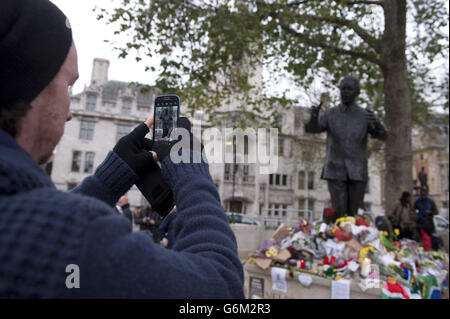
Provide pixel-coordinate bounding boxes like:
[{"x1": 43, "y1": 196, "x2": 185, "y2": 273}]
[{"x1": 0, "y1": 128, "x2": 244, "y2": 298}]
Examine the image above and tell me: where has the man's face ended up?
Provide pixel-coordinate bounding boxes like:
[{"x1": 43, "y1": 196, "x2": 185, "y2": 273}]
[
  {"x1": 19, "y1": 42, "x2": 79, "y2": 164},
  {"x1": 420, "y1": 191, "x2": 427, "y2": 200},
  {"x1": 339, "y1": 79, "x2": 359, "y2": 106}
]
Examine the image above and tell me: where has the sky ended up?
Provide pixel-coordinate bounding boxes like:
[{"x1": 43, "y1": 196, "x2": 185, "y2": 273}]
[{"x1": 50, "y1": 0, "x2": 160, "y2": 95}]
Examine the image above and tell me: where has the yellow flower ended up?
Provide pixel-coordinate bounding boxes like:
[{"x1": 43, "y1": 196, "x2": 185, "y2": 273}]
[
  {"x1": 383, "y1": 231, "x2": 388, "y2": 236},
  {"x1": 394, "y1": 229, "x2": 400, "y2": 236},
  {"x1": 359, "y1": 246, "x2": 375, "y2": 257},
  {"x1": 335, "y1": 217, "x2": 356, "y2": 224},
  {"x1": 335, "y1": 275, "x2": 342, "y2": 280},
  {"x1": 265, "y1": 246, "x2": 278, "y2": 257}
]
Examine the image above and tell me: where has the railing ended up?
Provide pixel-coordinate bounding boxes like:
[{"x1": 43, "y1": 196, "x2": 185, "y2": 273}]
[{"x1": 260, "y1": 208, "x2": 314, "y2": 230}]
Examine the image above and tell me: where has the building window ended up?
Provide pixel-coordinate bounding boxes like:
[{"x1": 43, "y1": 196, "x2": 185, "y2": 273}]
[
  {"x1": 116, "y1": 124, "x2": 132, "y2": 142},
  {"x1": 275, "y1": 174, "x2": 280, "y2": 185},
  {"x1": 282, "y1": 174, "x2": 287, "y2": 186},
  {"x1": 278, "y1": 138, "x2": 284, "y2": 156},
  {"x1": 298, "y1": 199, "x2": 306, "y2": 217},
  {"x1": 269, "y1": 174, "x2": 273, "y2": 185},
  {"x1": 86, "y1": 95, "x2": 96, "y2": 111},
  {"x1": 298, "y1": 171, "x2": 305, "y2": 190},
  {"x1": 308, "y1": 199, "x2": 315, "y2": 212},
  {"x1": 84, "y1": 152, "x2": 95, "y2": 173},
  {"x1": 307, "y1": 172, "x2": 315, "y2": 190},
  {"x1": 79, "y1": 120, "x2": 95, "y2": 140},
  {"x1": 273, "y1": 204, "x2": 279, "y2": 216},
  {"x1": 121, "y1": 99, "x2": 132, "y2": 115},
  {"x1": 282, "y1": 204, "x2": 287, "y2": 217},
  {"x1": 244, "y1": 135, "x2": 249, "y2": 155},
  {"x1": 71, "y1": 151, "x2": 81, "y2": 172}
]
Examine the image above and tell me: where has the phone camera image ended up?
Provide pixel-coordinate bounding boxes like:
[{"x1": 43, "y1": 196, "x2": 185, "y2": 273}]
[{"x1": 154, "y1": 105, "x2": 179, "y2": 142}]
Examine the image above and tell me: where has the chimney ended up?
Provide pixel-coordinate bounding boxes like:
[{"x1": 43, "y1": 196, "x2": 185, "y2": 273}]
[{"x1": 91, "y1": 58, "x2": 110, "y2": 85}]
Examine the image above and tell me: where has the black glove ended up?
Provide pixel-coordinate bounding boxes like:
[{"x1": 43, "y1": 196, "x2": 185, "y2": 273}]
[
  {"x1": 152, "y1": 117, "x2": 203, "y2": 163},
  {"x1": 113, "y1": 122, "x2": 157, "y2": 176}
]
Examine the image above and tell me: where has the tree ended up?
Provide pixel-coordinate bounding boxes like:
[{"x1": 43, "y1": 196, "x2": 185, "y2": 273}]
[{"x1": 97, "y1": 0, "x2": 448, "y2": 211}]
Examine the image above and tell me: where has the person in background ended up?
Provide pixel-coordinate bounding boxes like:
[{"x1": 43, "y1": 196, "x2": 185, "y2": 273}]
[
  {"x1": 135, "y1": 203, "x2": 161, "y2": 242},
  {"x1": 414, "y1": 188, "x2": 442, "y2": 250},
  {"x1": 115, "y1": 196, "x2": 133, "y2": 226},
  {"x1": 386, "y1": 192, "x2": 419, "y2": 241}
]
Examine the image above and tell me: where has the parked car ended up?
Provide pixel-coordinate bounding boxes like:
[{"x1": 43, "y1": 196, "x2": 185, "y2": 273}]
[{"x1": 226, "y1": 212, "x2": 260, "y2": 225}]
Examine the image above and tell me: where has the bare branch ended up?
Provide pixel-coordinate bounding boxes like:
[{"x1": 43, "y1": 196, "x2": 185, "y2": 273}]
[
  {"x1": 296, "y1": 14, "x2": 382, "y2": 52},
  {"x1": 257, "y1": 1, "x2": 381, "y2": 52},
  {"x1": 280, "y1": 22, "x2": 383, "y2": 66},
  {"x1": 345, "y1": 0, "x2": 384, "y2": 7}
]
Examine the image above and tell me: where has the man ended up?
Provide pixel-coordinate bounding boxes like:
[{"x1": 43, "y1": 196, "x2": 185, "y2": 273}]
[
  {"x1": 115, "y1": 196, "x2": 134, "y2": 226},
  {"x1": 0, "y1": 0, "x2": 243, "y2": 298},
  {"x1": 135, "y1": 203, "x2": 161, "y2": 242},
  {"x1": 305, "y1": 76, "x2": 388, "y2": 220},
  {"x1": 386, "y1": 192, "x2": 419, "y2": 241},
  {"x1": 414, "y1": 188, "x2": 439, "y2": 233},
  {"x1": 414, "y1": 188, "x2": 443, "y2": 250}
]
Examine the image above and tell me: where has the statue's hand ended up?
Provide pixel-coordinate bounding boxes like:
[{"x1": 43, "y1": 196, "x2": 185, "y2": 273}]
[
  {"x1": 311, "y1": 102, "x2": 323, "y2": 115},
  {"x1": 365, "y1": 109, "x2": 378, "y2": 125}
]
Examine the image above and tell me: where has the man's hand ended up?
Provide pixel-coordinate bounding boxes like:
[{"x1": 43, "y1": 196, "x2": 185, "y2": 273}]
[
  {"x1": 113, "y1": 116, "x2": 157, "y2": 177},
  {"x1": 151, "y1": 117, "x2": 202, "y2": 162}
]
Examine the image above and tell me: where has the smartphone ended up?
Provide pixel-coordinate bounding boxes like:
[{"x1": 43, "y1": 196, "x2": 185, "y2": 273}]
[{"x1": 153, "y1": 95, "x2": 180, "y2": 142}]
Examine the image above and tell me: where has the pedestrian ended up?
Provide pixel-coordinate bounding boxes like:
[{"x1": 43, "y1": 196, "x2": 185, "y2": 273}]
[
  {"x1": 414, "y1": 188, "x2": 442, "y2": 250},
  {"x1": 115, "y1": 196, "x2": 134, "y2": 226},
  {"x1": 135, "y1": 203, "x2": 161, "y2": 242},
  {"x1": 386, "y1": 192, "x2": 419, "y2": 241},
  {"x1": 0, "y1": 0, "x2": 243, "y2": 298}
]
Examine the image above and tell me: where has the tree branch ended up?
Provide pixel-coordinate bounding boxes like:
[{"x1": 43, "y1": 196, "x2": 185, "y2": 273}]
[
  {"x1": 280, "y1": 22, "x2": 383, "y2": 66},
  {"x1": 344, "y1": 0, "x2": 384, "y2": 7},
  {"x1": 257, "y1": 1, "x2": 382, "y2": 52},
  {"x1": 296, "y1": 14, "x2": 382, "y2": 52}
]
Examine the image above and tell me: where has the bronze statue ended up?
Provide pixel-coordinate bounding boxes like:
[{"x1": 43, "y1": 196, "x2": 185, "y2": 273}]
[
  {"x1": 305, "y1": 76, "x2": 388, "y2": 220},
  {"x1": 418, "y1": 167, "x2": 428, "y2": 191}
]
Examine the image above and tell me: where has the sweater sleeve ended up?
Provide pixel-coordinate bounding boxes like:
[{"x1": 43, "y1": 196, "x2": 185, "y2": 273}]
[
  {"x1": 71, "y1": 151, "x2": 138, "y2": 207},
  {"x1": 73, "y1": 152, "x2": 244, "y2": 298}
]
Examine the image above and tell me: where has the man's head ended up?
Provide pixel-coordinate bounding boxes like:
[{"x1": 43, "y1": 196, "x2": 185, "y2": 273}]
[
  {"x1": 401, "y1": 191, "x2": 411, "y2": 203},
  {"x1": 0, "y1": 0, "x2": 78, "y2": 164},
  {"x1": 339, "y1": 76, "x2": 360, "y2": 106},
  {"x1": 118, "y1": 196, "x2": 129, "y2": 207},
  {"x1": 420, "y1": 188, "x2": 428, "y2": 200}
]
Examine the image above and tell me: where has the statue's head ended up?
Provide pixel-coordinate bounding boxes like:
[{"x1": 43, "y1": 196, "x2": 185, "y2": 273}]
[{"x1": 339, "y1": 76, "x2": 360, "y2": 106}]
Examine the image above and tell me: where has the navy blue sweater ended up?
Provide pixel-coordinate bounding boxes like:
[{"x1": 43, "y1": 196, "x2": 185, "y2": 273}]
[{"x1": 0, "y1": 128, "x2": 244, "y2": 298}]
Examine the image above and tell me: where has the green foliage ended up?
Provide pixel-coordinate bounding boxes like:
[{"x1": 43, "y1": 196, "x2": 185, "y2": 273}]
[{"x1": 97, "y1": 0, "x2": 448, "y2": 127}]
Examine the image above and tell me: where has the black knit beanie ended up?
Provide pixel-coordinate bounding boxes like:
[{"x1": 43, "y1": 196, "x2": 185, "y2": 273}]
[{"x1": 0, "y1": 0, "x2": 73, "y2": 109}]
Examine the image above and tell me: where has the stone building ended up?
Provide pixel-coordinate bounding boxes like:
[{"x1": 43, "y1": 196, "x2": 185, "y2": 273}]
[{"x1": 412, "y1": 116, "x2": 449, "y2": 216}]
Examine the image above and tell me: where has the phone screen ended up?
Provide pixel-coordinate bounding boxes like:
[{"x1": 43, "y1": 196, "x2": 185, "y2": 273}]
[{"x1": 153, "y1": 95, "x2": 180, "y2": 142}]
